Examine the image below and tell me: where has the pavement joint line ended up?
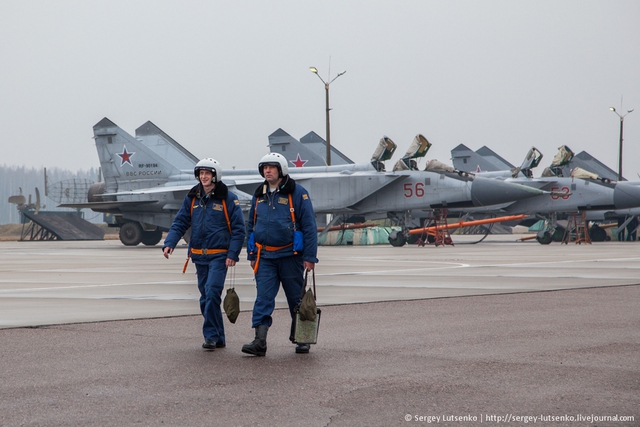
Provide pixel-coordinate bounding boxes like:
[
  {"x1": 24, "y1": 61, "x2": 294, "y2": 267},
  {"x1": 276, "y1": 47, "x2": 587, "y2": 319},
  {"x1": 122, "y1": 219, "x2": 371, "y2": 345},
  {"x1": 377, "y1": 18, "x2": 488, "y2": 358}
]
[{"x1": 0, "y1": 281, "x2": 197, "y2": 293}]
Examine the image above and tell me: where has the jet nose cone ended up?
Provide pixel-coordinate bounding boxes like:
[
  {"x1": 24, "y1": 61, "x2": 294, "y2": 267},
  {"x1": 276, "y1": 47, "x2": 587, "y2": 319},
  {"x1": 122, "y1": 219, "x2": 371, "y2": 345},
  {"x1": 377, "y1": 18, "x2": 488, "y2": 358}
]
[
  {"x1": 470, "y1": 177, "x2": 544, "y2": 207},
  {"x1": 614, "y1": 182, "x2": 640, "y2": 209}
]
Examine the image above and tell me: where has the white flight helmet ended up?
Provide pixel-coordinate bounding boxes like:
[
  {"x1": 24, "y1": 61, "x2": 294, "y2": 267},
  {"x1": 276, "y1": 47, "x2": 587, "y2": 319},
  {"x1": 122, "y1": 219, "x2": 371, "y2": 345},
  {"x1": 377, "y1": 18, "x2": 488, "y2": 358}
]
[
  {"x1": 194, "y1": 158, "x2": 222, "y2": 182},
  {"x1": 258, "y1": 152, "x2": 288, "y2": 178}
]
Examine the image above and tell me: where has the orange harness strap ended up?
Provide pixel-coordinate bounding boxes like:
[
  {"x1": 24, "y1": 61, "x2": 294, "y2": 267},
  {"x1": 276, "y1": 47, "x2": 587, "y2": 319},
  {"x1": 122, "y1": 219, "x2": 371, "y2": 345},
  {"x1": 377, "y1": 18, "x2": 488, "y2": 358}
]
[
  {"x1": 183, "y1": 198, "x2": 197, "y2": 273},
  {"x1": 251, "y1": 193, "x2": 298, "y2": 274},
  {"x1": 221, "y1": 199, "x2": 231, "y2": 233},
  {"x1": 190, "y1": 248, "x2": 228, "y2": 255},
  {"x1": 252, "y1": 242, "x2": 293, "y2": 274},
  {"x1": 183, "y1": 196, "x2": 233, "y2": 273},
  {"x1": 287, "y1": 194, "x2": 299, "y2": 256}
]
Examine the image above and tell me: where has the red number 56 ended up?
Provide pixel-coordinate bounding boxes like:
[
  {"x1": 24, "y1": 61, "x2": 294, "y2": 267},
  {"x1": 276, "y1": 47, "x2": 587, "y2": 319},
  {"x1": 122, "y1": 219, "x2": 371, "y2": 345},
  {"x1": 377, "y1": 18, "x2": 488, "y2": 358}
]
[{"x1": 404, "y1": 182, "x2": 424, "y2": 198}]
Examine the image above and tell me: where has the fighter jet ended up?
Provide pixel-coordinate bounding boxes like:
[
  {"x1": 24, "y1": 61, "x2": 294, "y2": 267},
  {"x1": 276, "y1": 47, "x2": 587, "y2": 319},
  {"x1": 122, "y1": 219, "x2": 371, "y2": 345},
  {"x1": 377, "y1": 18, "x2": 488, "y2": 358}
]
[
  {"x1": 279, "y1": 133, "x2": 640, "y2": 244},
  {"x1": 449, "y1": 144, "x2": 640, "y2": 243},
  {"x1": 60, "y1": 118, "x2": 252, "y2": 245},
  {"x1": 453, "y1": 144, "x2": 619, "y2": 181},
  {"x1": 249, "y1": 132, "x2": 554, "y2": 245},
  {"x1": 61, "y1": 118, "x2": 551, "y2": 246}
]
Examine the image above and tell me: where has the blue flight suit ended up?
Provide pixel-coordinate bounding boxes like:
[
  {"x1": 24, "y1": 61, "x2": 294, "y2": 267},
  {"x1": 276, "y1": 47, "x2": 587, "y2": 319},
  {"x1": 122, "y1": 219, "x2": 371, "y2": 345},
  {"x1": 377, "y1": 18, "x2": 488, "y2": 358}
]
[
  {"x1": 164, "y1": 181, "x2": 245, "y2": 344},
  {"x1": 247, "y1": 175, "x2": 318, "y2": 328}
]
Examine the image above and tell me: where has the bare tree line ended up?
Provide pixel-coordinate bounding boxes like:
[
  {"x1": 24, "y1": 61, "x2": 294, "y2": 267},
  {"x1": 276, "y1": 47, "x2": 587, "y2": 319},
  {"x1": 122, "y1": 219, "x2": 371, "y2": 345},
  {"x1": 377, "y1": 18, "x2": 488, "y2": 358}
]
[{"x1": 1, "y1": 165, "x2": 100, "y2": 225}]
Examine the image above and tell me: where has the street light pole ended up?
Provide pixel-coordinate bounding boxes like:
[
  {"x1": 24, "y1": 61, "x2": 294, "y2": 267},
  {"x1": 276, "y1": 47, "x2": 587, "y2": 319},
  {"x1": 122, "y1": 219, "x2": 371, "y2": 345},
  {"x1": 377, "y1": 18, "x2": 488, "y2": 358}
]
[
  {"x1": 310, "y1": 67, "x2": 346, "y2": 166},
  {"x1": 610, "y1": 106, "x2": 634, "y2": 181}
]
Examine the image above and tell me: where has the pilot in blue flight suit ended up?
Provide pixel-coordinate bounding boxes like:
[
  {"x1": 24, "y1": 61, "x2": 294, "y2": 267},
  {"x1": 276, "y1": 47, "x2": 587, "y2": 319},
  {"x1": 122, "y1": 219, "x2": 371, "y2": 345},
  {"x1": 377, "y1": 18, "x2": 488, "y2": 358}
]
[
  {"x1": 242, "y1": 153, "x2": 318, "y2": 356},
  {"x1": 163, "y1": 158, "x2": 245, "y2": 351}
]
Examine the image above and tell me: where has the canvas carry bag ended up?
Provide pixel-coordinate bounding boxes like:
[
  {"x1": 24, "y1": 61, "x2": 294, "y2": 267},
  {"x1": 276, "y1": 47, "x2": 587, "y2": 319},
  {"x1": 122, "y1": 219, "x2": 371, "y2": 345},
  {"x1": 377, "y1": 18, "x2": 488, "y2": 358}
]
[
  {"x1": 223, "y1": 266, "x2": 240, "y2": 323},
  {"x1": 293, "y1": 269, "x2": 321, "y2": 345}
]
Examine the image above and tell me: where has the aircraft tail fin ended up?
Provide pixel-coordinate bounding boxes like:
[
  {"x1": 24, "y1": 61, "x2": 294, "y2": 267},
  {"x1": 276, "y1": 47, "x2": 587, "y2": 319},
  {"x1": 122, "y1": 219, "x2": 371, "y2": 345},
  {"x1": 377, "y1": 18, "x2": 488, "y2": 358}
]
[
  {"x1": 93, "y1": 118, "x2": 194, "y2": 194},
  {"x1": 269, "y1": 129, "x2": 326, "y2": 167},
  {"x1": 268, "y1": 129, "x2": 355, "y2": 168},
  {"x1": 135, "y1": 121, "x2": 199, "y2": 169},
  {"x1": 451, "y1": 144, "x2": 515, "y2": 173}
]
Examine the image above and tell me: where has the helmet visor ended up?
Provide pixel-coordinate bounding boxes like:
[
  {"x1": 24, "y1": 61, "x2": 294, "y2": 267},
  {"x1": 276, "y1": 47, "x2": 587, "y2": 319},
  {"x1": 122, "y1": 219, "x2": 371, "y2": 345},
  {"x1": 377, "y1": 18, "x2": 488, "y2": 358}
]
[
  {"x1": 261, "y1": 162, "x2": 280, "y2": 168},
  {"x1": 196, "y1": 168, "x2": 216, "y2": 178}
]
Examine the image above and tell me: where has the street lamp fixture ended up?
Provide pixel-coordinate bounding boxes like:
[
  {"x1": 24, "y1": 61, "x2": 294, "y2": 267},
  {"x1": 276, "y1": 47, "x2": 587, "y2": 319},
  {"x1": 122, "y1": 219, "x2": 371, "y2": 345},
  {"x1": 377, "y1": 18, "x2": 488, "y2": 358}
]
[
  {"x1": 309, "y1": 66, "x2": 346, "y2": 166},
  {"x1": 610, "y1": 106, "x2": 634, "y2": 181}
]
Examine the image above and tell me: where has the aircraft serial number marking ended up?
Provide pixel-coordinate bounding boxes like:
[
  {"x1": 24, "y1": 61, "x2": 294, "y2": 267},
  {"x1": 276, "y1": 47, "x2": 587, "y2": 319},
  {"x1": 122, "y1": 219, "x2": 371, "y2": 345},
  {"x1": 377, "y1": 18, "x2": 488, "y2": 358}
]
[
  {"x1": 404, "y1": 182, "x2": 425, "y2": 198},
  {"x1": 550, "y1": 186, "x2": 571, "y2": 200}
]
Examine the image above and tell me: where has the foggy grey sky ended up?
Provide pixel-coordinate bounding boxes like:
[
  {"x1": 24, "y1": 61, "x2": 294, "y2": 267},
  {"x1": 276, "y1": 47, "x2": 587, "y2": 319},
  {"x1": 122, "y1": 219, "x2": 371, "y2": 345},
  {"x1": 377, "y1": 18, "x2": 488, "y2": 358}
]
[{"x1": 1, "y1": 0, "x2": 639, "y2": 178}]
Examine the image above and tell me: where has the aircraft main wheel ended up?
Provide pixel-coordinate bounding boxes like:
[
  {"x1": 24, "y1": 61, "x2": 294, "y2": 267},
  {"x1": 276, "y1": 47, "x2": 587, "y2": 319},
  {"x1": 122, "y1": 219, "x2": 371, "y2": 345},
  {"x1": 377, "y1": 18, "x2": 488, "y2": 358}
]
[
  {"x1": 536, "y1": 230, "x2": 552, "y2": 245},
  {"x1": 141, "y1": 229, "x2": 163, "y2": 246},
  {"x1": 119, "y1": 222, "x2": 143, "y2": 246},
  {"x1": 551, "y1": 227, "x2": 565, "y2": 242},
  {"x1": 388, "y1": 230, "x2": 406, "y2": 247},
  {"x1": 589, "y1": 225, "x2": 607, "y2": 242}
]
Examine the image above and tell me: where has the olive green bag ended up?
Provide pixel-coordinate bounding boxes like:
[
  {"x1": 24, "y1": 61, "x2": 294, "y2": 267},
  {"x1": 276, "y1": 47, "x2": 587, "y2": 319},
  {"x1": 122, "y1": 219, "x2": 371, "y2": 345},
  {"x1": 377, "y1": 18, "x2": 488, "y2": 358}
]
[
  {"x1": 293, "y1": 269, "x2": 321, "y2": 344},
  {"x1": 223, "y1": 266, "x2": 240, "y2": 323}
]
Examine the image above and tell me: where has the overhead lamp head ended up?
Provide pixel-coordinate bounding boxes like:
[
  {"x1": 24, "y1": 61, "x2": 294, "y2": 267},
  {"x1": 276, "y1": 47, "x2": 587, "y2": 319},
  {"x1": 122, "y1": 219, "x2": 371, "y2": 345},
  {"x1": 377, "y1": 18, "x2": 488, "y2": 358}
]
[
  {"x1": 610, "y1": 107, "x2": 616, "y2": 112},
  {"x1": 309, "y1": 67, "x2": 318, "y2": 74}
]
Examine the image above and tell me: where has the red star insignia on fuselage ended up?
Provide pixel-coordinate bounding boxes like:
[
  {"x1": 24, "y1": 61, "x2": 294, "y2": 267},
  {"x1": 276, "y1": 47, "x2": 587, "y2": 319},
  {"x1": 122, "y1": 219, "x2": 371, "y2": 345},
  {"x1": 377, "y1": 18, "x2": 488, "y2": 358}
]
[
  {"x1": 117, "y1": 146, "x2": 135, "y2": 167},
  {"x1": 290, "y1": 153, "x2": 308, "y2": 168}
]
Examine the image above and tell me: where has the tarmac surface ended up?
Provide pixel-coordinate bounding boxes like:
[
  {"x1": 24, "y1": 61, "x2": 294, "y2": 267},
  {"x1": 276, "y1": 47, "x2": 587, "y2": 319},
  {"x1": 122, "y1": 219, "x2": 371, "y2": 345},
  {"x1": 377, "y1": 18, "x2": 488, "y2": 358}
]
[{"x1": 1, "y1": 236, "x2": 639, "y2": 426}]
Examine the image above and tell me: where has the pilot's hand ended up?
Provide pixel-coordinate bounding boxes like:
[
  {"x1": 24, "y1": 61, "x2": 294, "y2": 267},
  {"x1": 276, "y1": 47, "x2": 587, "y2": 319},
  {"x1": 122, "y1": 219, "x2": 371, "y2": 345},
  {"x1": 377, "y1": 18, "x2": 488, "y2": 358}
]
[
  {"x1": 163, "y1": 247, "x2": 173, "y2": 259},
  {"x1": 304, "y1": 261, "x2": 315, "y2": 271},
  {"x1": 226, "y1": 258, "x2": 236, "y2": 267}
]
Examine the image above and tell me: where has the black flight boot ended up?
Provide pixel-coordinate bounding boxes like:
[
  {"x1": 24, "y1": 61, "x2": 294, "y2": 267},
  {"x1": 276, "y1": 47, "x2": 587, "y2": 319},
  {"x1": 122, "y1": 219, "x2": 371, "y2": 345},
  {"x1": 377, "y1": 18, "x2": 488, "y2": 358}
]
[
  {"x1": 241, "y1": 325, "x2": 268, "y2": 356},
  {"x1": 295, "y1": 343, "x2": 310, "y2": 354},
  {"x1": 202, "y1": 339, "x2": 216, "y2": 350}
]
